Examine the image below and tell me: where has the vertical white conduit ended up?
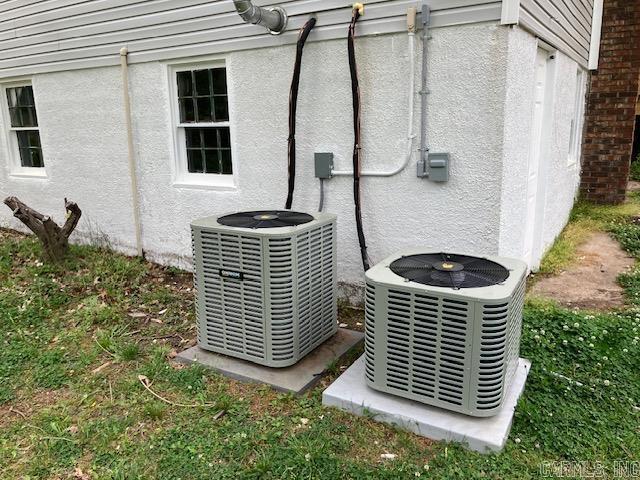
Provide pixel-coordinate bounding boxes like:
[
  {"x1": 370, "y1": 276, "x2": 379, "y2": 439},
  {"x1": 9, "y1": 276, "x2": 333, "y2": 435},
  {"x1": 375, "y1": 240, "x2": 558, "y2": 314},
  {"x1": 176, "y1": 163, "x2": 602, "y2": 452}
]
[
  {"x1": 120, "y1": 47, "x2": 143, "y2": 257},
  {"x1": 331, "y1": 6, "x2": 418, "y2": 177}
]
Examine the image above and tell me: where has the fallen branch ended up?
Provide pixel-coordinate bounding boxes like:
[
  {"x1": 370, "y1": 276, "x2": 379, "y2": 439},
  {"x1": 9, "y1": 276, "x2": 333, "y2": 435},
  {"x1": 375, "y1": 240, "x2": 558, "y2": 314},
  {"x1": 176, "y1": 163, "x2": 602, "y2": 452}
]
[
  {"x1": 9, "y1": 407, "x2": 27, "y2": 419},
  {"x1": 3, "y1": 196, "x2": 81, "y2": 262},
  {"x1": 91, "y1": 360, "x2": 113, "y2": 374},
  {"x1": 137, "y1": 375, "x2": 220, "y2": 410}
]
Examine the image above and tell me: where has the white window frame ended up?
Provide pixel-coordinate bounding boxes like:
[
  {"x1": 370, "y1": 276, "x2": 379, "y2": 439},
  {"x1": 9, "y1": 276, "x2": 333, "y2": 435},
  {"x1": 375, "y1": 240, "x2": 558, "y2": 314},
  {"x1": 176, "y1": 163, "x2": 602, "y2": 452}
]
[
  {"x1": 167, "y1": 60, "x2": 236, "y2": 190},
  {"x1": 0, "y1": 79, "x2": 46, "y2": 178},
  {"x1": 568, "y1": 68, "x2": 587, "y2": 167}
]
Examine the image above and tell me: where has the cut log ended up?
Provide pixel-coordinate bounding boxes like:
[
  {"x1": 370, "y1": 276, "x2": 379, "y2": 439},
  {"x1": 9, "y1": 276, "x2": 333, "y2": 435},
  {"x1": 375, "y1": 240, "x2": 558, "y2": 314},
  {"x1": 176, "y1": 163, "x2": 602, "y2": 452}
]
[{"x1": 3, "y1": 196, "x2": 82, "y2": 262}]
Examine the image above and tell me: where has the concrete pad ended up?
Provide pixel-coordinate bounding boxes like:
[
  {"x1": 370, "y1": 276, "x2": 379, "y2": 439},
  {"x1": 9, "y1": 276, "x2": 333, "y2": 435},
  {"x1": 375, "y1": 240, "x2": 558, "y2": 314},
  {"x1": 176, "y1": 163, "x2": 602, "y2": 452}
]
[
  {"x1": 176, "y1": 329, "x2": 364, "y2": 394},
  {"x1": 322, "y1": 356, "x2": 531, "y2": 453}
]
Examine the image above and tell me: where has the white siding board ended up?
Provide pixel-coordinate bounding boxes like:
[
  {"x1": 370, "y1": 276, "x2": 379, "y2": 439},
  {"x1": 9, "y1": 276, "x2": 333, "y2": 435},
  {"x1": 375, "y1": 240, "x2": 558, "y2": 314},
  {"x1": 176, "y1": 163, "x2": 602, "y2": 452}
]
[
  {"x1": 519, "y1": 7, "x2": 587, "y2": 66},
  {"x1": 0, "y1": 1, "x2": 50, "y2": 14},
  {"x1": 0, "y1": 0, "x2": 501, "y2": 78},
  {"x1": 519, "y1": 0, "x2": 593, "y2": 66},
  {"x1": 556, "y1": 0, "x2": 591, "y2": 36},
  {"x1": 0, "y1": 0, "x2": 217, "y2": 35}
]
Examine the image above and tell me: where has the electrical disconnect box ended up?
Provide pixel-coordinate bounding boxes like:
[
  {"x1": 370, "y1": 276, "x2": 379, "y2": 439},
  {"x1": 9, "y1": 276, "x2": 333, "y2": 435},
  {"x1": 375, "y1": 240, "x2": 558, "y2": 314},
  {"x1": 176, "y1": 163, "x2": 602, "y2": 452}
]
[
  {"x1": 315, "y1": 152, "x2": 334, "y2": 179},
  {"x1": 417, "y1": 152, "x2": 450, "y2": 182}
]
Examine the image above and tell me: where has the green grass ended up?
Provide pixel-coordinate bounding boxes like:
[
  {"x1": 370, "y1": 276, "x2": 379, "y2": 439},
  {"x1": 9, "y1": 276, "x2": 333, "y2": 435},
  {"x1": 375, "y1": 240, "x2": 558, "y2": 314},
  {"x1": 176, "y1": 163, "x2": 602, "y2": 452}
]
[
  {"x1": 538, "y1": 192, "x2": 640, "y2": 274},
  {"x1": 1, "y1": 221, "x2": 640, "y2": 479},
  {"x1": 630, "y1": 155, "x2": 640, "y2": 182}
]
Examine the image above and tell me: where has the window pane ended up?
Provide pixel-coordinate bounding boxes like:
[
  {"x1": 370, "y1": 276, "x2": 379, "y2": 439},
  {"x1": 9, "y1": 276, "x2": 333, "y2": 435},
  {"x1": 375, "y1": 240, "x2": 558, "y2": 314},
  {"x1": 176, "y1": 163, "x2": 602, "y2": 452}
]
[
  {"x1": 8, "y1": 107, "x2": 19, "y2": 126},
  {"x1": 177, "y1": 71, "x2": 192, "y2": 97},
  {"x1": 26, "y1": 130, "x2": 41, "y2": 148},
  {"x1": 185, "y1": 128, "x2": 201, "y2": 148},
  {"x1": 204, "y1": 150, "x2": 220, "y2": 174},
  {"x1": 183, "y1": 127, "x2": 232, "y2": 175},
  {"x1": 19, "y1": 107, "x2": 38, "y2": 127},
  {"x1": 17, "y1": 130, "x2": 28, "y2": 148},
  {"x1": 29, "y1": 148, "x2": 43, "y2": 168},
  {"x1": 219, "y1": 127, "x2": 230, "y2": 148},
  {"x1": 194, "y1": 69, "x2": 210, "y2": 96},
  {"x1": 221, "y1": 149, "x2": 232, "y2": 174},
  {"x1": 187, "y1": 149, "x2": 203, "y2": 173},
  {"x1": 17, "y1": 86, "x2": 34, "y2": 106},
  {"x1": 6, "y1": 87, "x2": 37, "y2": 127},
  {"x1": 6, "y1": 88, "x2": 17, "y2": 108},
  {"x1": 196, "y1": 97, "x2": 212, "y2": 122},
  {"x1": 19, "y1": 149, "x2": 32, "y2": 167},
  {"x1": 179, "y1": 98, "x2": 195, "y2": 123},
  {"x1": 176, "y1": 68, "x2": 229, "y2": 124},
  {"x1": 16, "y1": 131, "x2": 43, "y2": 168},
  {"x1": 202, "y1": 128, "x2": 219, "y2": 149},
  {"x1": 7, "y1": 86, "x2": 35, "y2": 108},
  {"x1": 212, "y1": 68, "x2": 227, "y2": 94},
  {"x1": 213, "y1": 96, "x2": 229, "y2": 122}
]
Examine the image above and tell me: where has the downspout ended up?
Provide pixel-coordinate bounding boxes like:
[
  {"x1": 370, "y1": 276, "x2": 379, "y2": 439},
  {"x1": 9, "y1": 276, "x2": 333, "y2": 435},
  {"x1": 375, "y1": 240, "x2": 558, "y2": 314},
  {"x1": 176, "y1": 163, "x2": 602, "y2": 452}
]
[
  {"x1": 232, "y1": 0, "x2": 288, "y2": 35},
  {"x1": 119, "y1": 47, "x2": 143, "y2": 257}
]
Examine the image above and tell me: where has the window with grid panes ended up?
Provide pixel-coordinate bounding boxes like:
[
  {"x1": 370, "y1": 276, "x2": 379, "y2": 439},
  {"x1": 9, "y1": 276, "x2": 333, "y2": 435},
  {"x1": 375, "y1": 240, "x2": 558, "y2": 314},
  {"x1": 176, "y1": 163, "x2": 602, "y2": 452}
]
[
  {"x1": 5, "y1": 85, "x2": 43, "y2": 168},
  {"x1": 176, "y1": 68, "x2": 231, "y2": 175}
]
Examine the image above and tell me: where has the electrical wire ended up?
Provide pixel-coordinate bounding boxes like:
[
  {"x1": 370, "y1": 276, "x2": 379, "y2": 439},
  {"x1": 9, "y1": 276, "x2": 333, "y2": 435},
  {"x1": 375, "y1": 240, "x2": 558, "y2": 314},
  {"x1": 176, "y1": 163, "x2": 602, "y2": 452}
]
[
  {"x1": 331, "y1": 30, "x2": 417, "y2": 177},
  {"x1": 318, "y1": 178, "x2": 325, "y2": 212},
  {"x1": 285, "y1": 17, "x2": 316, "y2": 210},
  {"x1": 348, "y1": 9, "x2": 370, "y2": 271}
]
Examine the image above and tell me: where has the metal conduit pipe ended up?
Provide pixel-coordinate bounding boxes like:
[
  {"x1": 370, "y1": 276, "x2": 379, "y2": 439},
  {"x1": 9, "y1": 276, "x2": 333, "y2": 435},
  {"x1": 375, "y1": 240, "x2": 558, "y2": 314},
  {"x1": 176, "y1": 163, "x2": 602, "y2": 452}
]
[
  {"x1": 331, "y1": 6, "x2": 419, "y2": 177},
  {"x1": 418, "y1": 2, "x2": 431, "y2": 174},
  {"x1": 232, "y1": 0, "x2": 288, "y2": 35}
]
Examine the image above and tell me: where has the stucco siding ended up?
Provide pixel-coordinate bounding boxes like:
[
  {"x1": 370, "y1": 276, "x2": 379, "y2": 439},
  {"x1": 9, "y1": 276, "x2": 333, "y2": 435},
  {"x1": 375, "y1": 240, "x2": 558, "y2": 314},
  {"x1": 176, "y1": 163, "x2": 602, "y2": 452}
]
[
  {"x1": 498, "y1": 26, "x2": 536, "y2": 260},
  {"x1": 0, "y1": 66, "x2": 137, "y2": 252},
  {"x1": 539, "y1": 50, "x2": 582, "y2": 251},
  {"x1": 498, "y1": 25, "x2": 582, "y2": 266},
  {"x1": 0, "y1": 23, "x2": 510, "y2": 293},
  {"x1": 519, "y1": 0, "x2": 593, "y2": 66},
  {"x1": 0, "y1": 0, "x2": 502, "y2": 78}
]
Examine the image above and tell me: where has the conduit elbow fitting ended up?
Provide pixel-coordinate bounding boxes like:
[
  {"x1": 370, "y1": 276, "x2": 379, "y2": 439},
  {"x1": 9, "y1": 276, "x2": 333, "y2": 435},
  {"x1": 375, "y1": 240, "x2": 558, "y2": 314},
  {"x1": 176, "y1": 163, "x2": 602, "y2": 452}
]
[{"x1": 233, "y1": 0, "x2": 288, "y2": 35}]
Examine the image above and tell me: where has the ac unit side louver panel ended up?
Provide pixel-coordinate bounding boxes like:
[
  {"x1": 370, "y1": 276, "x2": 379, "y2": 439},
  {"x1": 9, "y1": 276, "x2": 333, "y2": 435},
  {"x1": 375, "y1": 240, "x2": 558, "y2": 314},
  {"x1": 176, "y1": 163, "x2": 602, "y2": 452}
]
[
  {"x1": 192, "y1": 212, "x2": 337, "y2": 368},
  {"x1": 365, "y1": 249, "x2": 527, "y2": 417}
]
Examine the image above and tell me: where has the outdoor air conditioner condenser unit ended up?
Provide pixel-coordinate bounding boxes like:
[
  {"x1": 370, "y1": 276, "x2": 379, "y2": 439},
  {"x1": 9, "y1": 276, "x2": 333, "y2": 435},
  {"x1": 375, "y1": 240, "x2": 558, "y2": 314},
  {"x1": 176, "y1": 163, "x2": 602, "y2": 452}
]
[
  {"x1": 191, "y1": 210, "x2": 338, "y2": 367},
  {"x1": 364, "y1": 249, "x2": 527, "y2": 417}
]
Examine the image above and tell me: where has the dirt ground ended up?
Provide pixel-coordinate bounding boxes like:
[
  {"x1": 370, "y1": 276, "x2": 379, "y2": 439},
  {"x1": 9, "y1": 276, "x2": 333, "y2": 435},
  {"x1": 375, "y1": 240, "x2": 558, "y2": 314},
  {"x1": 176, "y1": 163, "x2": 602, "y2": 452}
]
[{"x1": 530, "y1": 232, "x2": 634, "y2": 310}]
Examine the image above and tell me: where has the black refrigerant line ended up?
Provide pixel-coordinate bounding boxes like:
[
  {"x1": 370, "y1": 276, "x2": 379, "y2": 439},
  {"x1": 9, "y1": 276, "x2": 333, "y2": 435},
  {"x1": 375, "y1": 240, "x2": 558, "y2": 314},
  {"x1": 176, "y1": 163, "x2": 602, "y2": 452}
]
[
  {"x1": 348, "y1": 8, "x2": 370, "y2": 271},
  {"x1": 285, "y1": 17, "x2": 317, "y2": 210}
]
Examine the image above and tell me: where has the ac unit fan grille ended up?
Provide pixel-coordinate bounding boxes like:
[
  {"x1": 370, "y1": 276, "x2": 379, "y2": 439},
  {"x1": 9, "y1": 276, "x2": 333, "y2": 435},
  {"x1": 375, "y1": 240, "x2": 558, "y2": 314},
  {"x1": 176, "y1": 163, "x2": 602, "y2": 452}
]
[
  {"x1": 217, "y1": 210, "x2": 314, "y2": 229},
  {"x1": 389, "y1": 253, "x2": 510, "y2": 289}
]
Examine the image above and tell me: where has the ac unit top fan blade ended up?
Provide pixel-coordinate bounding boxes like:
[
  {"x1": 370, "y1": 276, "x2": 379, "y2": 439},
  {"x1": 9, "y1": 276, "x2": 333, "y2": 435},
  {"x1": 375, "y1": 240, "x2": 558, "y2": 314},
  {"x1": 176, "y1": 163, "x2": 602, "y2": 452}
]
[
  {"x1": 217, "y1": 210, "x2": 314, "y2": 229},
  {"x1": 389, "y1": 253, "x2": 510, "y2": 289}
]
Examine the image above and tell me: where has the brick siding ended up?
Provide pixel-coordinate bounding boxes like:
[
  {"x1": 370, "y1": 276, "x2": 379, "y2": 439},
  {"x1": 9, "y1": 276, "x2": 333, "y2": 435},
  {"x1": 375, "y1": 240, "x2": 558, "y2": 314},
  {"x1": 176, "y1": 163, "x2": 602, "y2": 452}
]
[{"x1": 579, "y1": 0, "x2": 640, "y2": 204}]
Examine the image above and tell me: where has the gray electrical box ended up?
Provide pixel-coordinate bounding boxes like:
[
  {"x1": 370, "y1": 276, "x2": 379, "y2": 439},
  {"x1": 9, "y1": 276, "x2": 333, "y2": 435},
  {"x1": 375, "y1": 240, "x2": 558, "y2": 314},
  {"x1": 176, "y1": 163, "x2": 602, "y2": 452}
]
[
  {"x1": 314, "y1": 152, "x2": 334, "y2": 179},
  {"x1": 417, "y1": 152, "x2": 450, "y2": 182}
]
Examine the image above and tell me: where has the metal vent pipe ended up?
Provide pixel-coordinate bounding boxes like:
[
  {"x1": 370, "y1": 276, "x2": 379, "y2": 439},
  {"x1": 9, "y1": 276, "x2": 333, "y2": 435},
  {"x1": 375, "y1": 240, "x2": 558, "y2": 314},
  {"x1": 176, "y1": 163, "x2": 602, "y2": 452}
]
[{"x1": 232, "y1": 0, "x2": 288, "y2": 34}]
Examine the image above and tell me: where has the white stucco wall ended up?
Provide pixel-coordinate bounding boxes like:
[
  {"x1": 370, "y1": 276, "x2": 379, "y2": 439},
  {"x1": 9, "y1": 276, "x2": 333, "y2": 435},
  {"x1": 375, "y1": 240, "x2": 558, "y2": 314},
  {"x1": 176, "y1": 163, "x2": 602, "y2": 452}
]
[
  {"x1": 498, "y1": 26, "x2": 582, "y2": 267},
  {"x1": 0, "y1": 67, "x2": 138, "y2": 253},
  {"x1": 132, "y1": 22, "x2": 510, "y2": 290},
  {"x1": 538, "y1": 51, "x2": 582, "y2": 251},
  {"x1": 0, "y1": 21, "x2": 581, "y2": 300}
]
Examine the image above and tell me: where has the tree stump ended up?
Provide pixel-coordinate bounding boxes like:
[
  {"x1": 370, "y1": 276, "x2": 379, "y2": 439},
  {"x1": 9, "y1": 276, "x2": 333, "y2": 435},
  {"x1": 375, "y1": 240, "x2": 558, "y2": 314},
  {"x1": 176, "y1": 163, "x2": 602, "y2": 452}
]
[{"x1": 3, "y1": 196, "x2": 82, "y2": 262}]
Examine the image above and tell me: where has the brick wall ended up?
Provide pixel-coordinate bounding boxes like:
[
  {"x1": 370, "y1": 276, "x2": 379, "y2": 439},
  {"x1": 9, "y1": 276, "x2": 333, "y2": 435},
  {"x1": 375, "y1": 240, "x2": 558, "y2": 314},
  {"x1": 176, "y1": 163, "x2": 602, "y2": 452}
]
[{"x1": 580, "y1": 0, "x2": 640, "y2": 204}]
